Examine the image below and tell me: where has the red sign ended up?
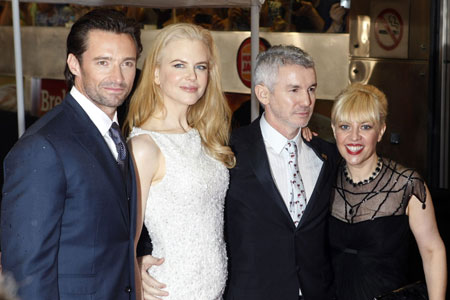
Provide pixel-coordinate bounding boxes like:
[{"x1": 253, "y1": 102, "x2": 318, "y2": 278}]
[
  {"x1": 236, "y1": 37, "x2": 271, "y2": 88},
  {"x1": 32, "y1": 79, "x2": 68, "y2": 117},
  {"x1": 374, "y1": 8, "x2": 404, "y2": 51}
]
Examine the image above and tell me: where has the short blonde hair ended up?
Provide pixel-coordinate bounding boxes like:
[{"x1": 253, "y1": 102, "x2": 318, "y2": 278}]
[
  {"x1": 124, "y1": 23, "x2": 235, "y2": 168},
  {"x1": 331, "y1": 83, "x2": 388, "y2": 128}
]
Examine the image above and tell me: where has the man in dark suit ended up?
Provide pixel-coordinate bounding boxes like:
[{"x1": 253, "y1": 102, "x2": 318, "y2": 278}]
[
  {"x1": 225, "y1": 45, "x2": 338, "y2": 300},
  {"x1": 1, "y1": 9, "x2": 142, "y2": 299}
]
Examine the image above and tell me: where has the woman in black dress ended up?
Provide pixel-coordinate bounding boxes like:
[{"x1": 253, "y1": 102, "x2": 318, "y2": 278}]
[{"x1": 329, "y1": 83, "x2": 447, "y2": 300}]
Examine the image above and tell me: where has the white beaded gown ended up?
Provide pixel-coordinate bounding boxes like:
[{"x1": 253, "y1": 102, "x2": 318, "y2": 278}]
[{"x1": 129, "y1": 127, "x2": 229, "y2": 300}]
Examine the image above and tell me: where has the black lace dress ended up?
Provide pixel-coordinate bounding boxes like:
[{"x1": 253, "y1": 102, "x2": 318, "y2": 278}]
[{"x1": 329, "y1": 158, "x2": 426, "y2": 300}]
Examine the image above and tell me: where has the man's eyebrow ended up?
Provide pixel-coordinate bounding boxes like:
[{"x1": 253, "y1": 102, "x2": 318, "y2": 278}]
[
  {"x1": 93, "y1": 56, "x2": 112, "y2": 61},
  {"x1": 92, "y1": 56, "x2": 136, "y2": 61}
]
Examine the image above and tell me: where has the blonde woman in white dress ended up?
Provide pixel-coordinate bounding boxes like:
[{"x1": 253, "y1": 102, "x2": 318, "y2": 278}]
[{"x1": 124, "y1": 23, "x2": 235, "y2": 300}]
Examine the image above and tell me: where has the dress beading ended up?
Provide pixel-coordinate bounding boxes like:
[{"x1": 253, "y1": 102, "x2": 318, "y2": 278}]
[{"x1": 129, "y1": 127, "x2": 229, "y2": 300}]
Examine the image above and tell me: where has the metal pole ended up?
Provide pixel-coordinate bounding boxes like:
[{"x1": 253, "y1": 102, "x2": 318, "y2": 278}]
[
  {"x1": 439, "y1": 0, "x2": 449, "y2": 188},
  {"x1": 12, "y1": 0, "x2": 25, "y2": 137},
  {"x1": 250, "y1": 0, "x2": 261, "y2": 121}
]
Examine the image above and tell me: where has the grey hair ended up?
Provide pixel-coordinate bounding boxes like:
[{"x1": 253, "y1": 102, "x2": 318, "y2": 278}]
[{"x1": 254, "y1": 45, "x2": 315, "y2": 92}]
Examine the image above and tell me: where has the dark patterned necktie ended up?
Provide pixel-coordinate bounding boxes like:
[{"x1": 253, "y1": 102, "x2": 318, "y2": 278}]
[{"x1": 109, "y1": 122, "x2": 127, "y2": 174}]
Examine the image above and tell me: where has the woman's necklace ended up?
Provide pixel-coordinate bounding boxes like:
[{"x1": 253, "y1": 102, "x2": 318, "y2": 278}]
[{"x1": 343, "y1": 156, "x2": 383, "y2": 187}]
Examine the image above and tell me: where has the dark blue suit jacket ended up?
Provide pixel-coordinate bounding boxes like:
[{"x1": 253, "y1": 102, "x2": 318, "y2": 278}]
[
  {"x1": 225, "y1": 118, "x2": 338, "y2": 300},
  {"x1": 1, "y1": 95, "x2": 137, "y2": 300}
]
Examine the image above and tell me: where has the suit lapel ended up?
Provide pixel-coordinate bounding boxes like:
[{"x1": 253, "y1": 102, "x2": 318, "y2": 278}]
[
  {"x1": 127, "y1": 155, "x2": 137, "y2": 237},
  {"x1": 296, "y1": 139, "x2": 329, "y2": 228},
  {"x1": 246, "y1": 121, "x2": 294, "y2": 225},
  {"x1": 63, "y1": 95, "x2": 130, "y2": 227}
]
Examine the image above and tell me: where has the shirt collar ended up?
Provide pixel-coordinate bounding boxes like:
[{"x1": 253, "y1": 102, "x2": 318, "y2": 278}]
[
  {"x1": 70, "y1": 86, "x2": 118, "y2": 136},
  {"x1": 260, "y1": 113, "x2": 303, "y2": 154}
]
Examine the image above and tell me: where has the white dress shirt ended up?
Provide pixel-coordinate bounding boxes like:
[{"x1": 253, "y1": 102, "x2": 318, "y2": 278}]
[
  {"x1": 260, "y1": 114, "x2": 323, "y2": 212},
  {"x1": 70, "y1": 87, "x2": 119, "y2": 160}
]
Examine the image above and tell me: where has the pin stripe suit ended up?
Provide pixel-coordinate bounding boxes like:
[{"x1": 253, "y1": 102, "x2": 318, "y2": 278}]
[{"x1": 1, "y1": 95, "x2": 137, "y2": 300}]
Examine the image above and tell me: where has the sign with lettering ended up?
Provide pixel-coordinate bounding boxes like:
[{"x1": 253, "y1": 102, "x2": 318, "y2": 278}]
[
  {"x1": 31, "y1": 78, "x2": 68, "y2": 117},
  {"x1": 236, "y1": 37, "x2": 271, "y2": 88}
]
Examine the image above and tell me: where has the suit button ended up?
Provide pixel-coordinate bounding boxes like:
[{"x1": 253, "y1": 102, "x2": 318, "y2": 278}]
[{"x1": 125, "y1": 286, "x2": 132, "y2": 293}]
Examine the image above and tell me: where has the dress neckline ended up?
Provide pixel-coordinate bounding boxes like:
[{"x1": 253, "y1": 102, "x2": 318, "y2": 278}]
[{"x1": 134, "y1": 126, "x2": 197, "y2": 136}]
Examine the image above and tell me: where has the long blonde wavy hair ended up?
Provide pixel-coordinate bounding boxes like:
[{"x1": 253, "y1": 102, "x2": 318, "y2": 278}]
[{"x1": 124, "y1": 23, "x2": 235, "y2": 168}]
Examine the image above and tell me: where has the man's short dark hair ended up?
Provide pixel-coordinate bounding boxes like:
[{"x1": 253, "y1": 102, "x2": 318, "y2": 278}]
[{"x1": 64, "y1": 9, "x2": 142, "y2": 89}]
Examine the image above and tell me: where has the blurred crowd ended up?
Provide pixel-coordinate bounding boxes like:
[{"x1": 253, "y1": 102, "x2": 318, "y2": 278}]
[{"x1": 0, "y1": 0, "x2": 348, "y2": 33}]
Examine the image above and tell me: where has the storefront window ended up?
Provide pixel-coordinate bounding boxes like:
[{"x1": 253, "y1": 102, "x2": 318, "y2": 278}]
[{"x1": 0, "y1": 1, "x2": 348, "y2": 33}]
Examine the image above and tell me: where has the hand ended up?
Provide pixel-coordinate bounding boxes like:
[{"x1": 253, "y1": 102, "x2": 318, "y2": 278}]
[
  {"x1": 211, "y1": 15, "x2": 227, "y2": 30},
  {"x1": 329, "y1": 3, "x2": 346, "y2": 25},
  {"x1": 138, "y1": 255, "x2": 168, "y2": 300},
  {"x1": 228, "y1": 8, "x2": 244, "y2": 22},
  {"x1": 294, "y1": 1, "x2": 325, "y2": 31},
  {"x1": 295, "y1": 1, "x2": 314, "y2": 17},
  {"x1": 301, "y1": 127, "x2": 318, "y2": 142}
]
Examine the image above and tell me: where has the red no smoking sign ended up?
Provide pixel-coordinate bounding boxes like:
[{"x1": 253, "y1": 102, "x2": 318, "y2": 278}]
[{"x1": 374, "y1": 8, "x2": 404, "y2": 51}]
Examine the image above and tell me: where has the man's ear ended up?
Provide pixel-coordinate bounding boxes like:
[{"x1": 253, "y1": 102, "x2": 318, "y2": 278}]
[
  {"x1": 255, "y1": 84, "x2": 270, "y2": 105},
  {"x1": 154, "y1": 67, "x2": 160, "y2": 85},
  {"x1": 67, "y1": 53, "x2": 81, "y2": 77}
]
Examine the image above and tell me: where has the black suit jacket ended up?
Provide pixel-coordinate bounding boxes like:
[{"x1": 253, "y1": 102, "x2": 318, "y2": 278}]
[
  {"x1": 1, "y1": 95, "x2": 137, "y2": 300},
  {"x1": 225, "y1": 119, "x2": 338, "y2": 300}
]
